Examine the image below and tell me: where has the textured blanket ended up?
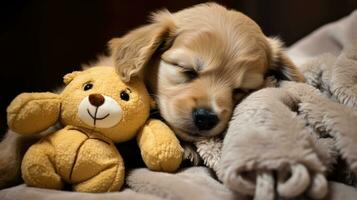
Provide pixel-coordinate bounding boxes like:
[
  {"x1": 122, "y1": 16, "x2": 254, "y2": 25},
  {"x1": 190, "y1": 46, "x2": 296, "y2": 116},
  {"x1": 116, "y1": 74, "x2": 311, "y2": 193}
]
[
  {"x1": 1, "y1": 10, "x2": 357, "y2": 200},
  {"x1": 216, "y1": 10, "x2": 357, "y2": 200}
]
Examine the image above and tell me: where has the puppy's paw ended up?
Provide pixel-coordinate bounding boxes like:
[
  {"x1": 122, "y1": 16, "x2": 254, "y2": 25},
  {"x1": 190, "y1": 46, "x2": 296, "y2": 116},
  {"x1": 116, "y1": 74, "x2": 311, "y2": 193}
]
[
  {"x1": 182, "y1": 142, "x2": 202, "y2": 166},
  {"x1": 194, "y1": 137, "x2": 222, "y2": 172}
]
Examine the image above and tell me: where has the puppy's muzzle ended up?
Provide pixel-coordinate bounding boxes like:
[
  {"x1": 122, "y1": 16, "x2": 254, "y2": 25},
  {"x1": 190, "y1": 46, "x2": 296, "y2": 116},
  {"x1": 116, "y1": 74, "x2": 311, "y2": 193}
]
[{"x1": 192, "y1": 108, "x2": 219, "y2": 131}]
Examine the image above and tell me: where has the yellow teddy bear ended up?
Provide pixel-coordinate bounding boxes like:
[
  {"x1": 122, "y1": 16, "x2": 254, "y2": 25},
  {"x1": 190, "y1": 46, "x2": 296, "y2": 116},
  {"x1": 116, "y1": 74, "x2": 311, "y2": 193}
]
[{"x1": 7, "y1": 66, "x2": 183, "y2": 192}]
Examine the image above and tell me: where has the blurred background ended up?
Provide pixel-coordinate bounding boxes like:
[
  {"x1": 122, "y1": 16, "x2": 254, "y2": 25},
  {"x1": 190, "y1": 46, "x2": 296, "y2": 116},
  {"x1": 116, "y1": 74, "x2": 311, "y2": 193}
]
[{"x1": 1, "y1": 0, "x2": 356, "y2": 137}]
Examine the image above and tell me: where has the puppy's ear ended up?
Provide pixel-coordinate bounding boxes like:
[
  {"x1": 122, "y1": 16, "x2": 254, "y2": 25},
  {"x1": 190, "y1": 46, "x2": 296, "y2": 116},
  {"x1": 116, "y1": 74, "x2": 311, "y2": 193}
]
[
  {"x1": 266, "y1": 37, "x2": 305, "y2": 82},
  {"x1": 109, "y1": 10, "x2": 176, "y2": 82}
]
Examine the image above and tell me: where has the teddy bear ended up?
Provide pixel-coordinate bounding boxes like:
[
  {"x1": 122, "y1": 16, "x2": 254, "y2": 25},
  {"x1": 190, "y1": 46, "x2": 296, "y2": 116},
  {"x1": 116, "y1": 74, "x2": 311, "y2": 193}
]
[{"x1": 6, "y1": 66, "x2": 183, "y2": 192}]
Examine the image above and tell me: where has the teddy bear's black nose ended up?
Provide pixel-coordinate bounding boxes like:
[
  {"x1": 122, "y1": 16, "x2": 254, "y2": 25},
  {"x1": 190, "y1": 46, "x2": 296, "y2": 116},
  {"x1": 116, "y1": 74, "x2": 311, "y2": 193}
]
[{"x1": 89, "y1": 93, "x2": 105, "y2": 107}]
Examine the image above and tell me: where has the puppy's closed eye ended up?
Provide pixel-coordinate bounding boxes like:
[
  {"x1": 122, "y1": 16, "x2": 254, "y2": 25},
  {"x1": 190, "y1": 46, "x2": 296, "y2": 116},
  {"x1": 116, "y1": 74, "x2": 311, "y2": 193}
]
[
  {"x1": 161, "y1": 48, "x2": 201, "y2": 83},
  {"x1": 161, "y1": 59, "x2": 199, "y2": 83},
  {"x1": 182, "y1": 69, "x2": 198, "y2": 81}
]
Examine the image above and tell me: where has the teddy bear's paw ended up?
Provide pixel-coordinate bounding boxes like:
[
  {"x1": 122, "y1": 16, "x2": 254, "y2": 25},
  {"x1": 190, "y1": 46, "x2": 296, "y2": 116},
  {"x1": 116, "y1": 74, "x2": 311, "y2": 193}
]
[
  {"x1": 143, "y1": 141, "x2": 184, "y2": 173},
  {"x1": 7, "y1": 92, "x2": 61, "y2": 135},
  {"x1": 73, "y1": 163, "x2": 125, "y2": 192},
  {"x1": 160, "y1": 144, "x2": 184, "y2": 172},
  {"x1": 21, "y1": 139, "x2": 64, "y2": 190}
]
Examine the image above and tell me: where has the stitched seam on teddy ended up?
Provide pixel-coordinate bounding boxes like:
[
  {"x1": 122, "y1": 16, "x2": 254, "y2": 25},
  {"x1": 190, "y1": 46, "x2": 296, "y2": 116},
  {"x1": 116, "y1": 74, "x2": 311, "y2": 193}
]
[
  {"x1": 106, "y1": 164, "x2": 120, "y2": 192},
  {"x1": 45, "y1": 137, "x2": 60, "y2": 177},
  {"x1": 72, "y1": 162, "x2": 118, "y2": 189},
  {"x1": 68, "y1": 126, "x2": 112, "y2": 145},
  {"x1": 88, "y1": 138, "x2": 110, "y2": 146},
  {"x1": 67, "y1": 133, "x2": 113, "y2": 183},
  {"x1": 69, "y1": 136, "x2": 89, "y2": 181}
]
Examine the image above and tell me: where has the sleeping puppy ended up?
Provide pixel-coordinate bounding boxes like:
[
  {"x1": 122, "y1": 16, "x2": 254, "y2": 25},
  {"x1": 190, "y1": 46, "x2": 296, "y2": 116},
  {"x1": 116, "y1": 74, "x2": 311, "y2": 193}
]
[{"x1": 109, "y1": 3, "x2": 304, "y2": 142}]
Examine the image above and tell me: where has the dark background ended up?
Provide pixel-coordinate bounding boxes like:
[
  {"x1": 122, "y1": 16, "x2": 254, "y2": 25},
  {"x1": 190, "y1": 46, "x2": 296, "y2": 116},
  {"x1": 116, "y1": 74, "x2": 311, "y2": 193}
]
[{"x1": 1, "y1": 0, "x2": 356, "y2": 137}]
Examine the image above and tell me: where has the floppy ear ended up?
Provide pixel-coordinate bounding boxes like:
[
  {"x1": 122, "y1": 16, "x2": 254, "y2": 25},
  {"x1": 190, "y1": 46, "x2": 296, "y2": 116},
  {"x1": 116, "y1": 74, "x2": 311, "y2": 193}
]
[
  {"x1": 266, "y1": 37, "x2": 305, "y2": 82},
  {"x1": 7, "y1": 92, "x2": 61, "y2": 135},
  {"x1": 109, "y1": 10, "x2": 176, "y2": 82}
]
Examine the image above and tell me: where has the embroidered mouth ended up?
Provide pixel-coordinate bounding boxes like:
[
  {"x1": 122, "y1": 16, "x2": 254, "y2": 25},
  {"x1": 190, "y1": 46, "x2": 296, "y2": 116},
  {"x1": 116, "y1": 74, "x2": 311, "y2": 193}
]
[
  {"x1": 78, "y1": 95, "x2": 122, "y2": 128},
  {"x1": 87, "y1": 108, "x2": 110, "y2": 126}
]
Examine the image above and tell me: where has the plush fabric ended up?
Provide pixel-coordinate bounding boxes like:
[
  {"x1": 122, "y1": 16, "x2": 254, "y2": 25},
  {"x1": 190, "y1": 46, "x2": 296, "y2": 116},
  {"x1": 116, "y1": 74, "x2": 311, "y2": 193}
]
[{"x1": 6, "y1": 67, "x2": 183, "y2": 192}]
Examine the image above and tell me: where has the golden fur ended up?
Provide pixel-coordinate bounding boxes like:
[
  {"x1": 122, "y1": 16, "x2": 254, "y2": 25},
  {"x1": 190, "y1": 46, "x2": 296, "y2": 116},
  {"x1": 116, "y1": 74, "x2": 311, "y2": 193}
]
[{"x1": 110, "y1": 3, "x2": 304, "y2": 141}]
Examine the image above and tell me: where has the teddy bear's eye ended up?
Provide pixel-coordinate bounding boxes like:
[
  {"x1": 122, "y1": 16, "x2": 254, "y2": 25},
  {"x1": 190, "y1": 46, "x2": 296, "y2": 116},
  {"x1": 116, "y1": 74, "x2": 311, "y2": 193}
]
[
  {"x1": 83, "y1": 83, "x2": 93, "y2": 91},
  {"x1": 120, "y1": 91, "x2": 130, "y2": 101}
]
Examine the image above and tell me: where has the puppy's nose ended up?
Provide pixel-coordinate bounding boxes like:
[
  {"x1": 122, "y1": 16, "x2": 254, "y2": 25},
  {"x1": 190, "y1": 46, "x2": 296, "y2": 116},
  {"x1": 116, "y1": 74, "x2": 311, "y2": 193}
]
[
  {"x1": 192, "y1": 108, "x2": 219, "y2": 131},
  {"x1": 89, "y1": 93, "x2": 105, "y2": 107}
]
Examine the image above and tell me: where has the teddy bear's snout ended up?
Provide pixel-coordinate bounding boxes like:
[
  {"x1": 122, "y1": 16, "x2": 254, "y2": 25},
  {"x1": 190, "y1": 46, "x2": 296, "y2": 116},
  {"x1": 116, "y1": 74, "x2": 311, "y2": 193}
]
[
  {"x1": 78, "y1": 94, "x2": 123, "y2": 128},
  {"x1": 89, "y1": 93, "x2": 105, "y2": 107}
]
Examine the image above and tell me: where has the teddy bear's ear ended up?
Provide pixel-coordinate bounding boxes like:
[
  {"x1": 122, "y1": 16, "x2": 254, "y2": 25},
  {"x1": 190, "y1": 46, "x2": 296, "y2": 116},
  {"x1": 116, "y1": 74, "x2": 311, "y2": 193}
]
[{"x1": 63, "y1": 71, "x2": 82, "y2": 85}]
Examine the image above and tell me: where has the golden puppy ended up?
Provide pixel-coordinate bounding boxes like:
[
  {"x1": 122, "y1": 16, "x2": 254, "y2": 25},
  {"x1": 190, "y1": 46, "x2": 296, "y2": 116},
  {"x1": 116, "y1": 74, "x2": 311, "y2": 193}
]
[{"x1": 110, "y1": 3, "x2": 304, "y2": 141}]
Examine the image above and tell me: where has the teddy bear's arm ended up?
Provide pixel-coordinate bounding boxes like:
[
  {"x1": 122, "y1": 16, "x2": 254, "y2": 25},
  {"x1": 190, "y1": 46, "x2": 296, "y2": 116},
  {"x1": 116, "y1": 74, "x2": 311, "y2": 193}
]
[
  {"x1": 7, "y1": 92, "x2": 61, "y2": 135},
  {"x1": 137, "y1": 119, "x2": 183, "y2": 172}
]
